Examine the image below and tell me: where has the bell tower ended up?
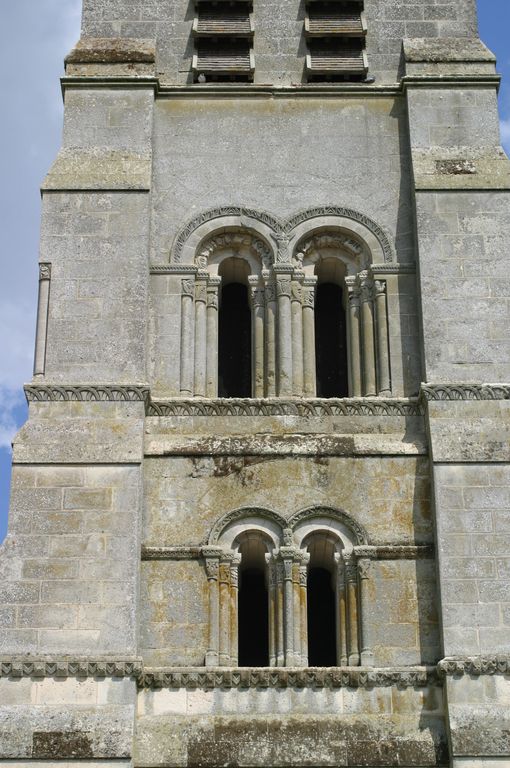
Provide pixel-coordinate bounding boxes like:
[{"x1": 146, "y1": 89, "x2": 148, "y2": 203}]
[{"x1": 1, "y1": 1, "x2": 510, "y2": 766}]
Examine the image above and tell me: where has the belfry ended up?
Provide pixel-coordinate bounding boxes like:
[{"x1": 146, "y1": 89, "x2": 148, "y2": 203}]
[{"x1": 1, "y1": 1, "x2": 510, "y2": 765}]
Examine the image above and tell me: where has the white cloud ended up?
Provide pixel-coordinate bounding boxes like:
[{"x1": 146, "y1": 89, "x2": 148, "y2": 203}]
[{"x1": 0, "y1": 388, "x2": 26, "y2": 451}]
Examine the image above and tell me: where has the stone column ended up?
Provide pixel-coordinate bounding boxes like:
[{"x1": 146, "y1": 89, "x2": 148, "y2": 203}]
[
  {"x1": 345, "y1": 276, "x2": 362, "y2": 397},
  {"x1": 344, "y1": 553, "x2": 360, "y2": 666},
  {"x1": 180, "y1": 277, "x2": 195, "y2": 396},
  {"x1": 280, "y1": 551, "x2": 295, "y2": 665},
  {"x1": 249, "y1": 278, "x2": 265, "y2": 398},
  {"x1": 194, "y1": 276, "x2": 208, "y2": 398},
  {"x1": 229, "y1": 555, "x2": 241, "y2": 667},
  {"x1": 302, "y1": 277, "x2": 317, "y2": 397},
  {"x1": 203, "y1": 550, "x2": 221, "y2": 667},
  {"x1": 292, "y1": 560, "x2": 302, "y2": 666},
  {"x1": 34, "y1": 263, "x2": 51, "y2": 377},
  {"x1": 275, "y1": 561, "x2": 285, "y2": 666},
  {"x1": 267, "y1": 557, "x2": 277, "y2": 667},
  {"x1": 357, "y1": 557, "x2": 374, "y2": 666},
  {"x1": 335, "y1": 555, "x2": 348, "y2": 666},
  {"x1": 206, "y1": 277, "x2": 221, "y2": 398},
  {"x1": 374, "y1": 280, "x2": 391, "y2": 395},
  {"x1": 359, "y1": 272, "x2": 376, "y2": 397},
  {"x1": 218, "y1": 557, "x2": 232, "y2": 666},
  {"x1": 275, "y1": 271, "x2": 293, "y2": 397},
  {"x1": 265, "y1": 280, "x2": 277, "y2": 397},
  {"x1": 291, "y1": 278, "x2": 304, "y2": 396},
  {"x1": 299, "y1": 558, "x2": 309, "y2": 667}
]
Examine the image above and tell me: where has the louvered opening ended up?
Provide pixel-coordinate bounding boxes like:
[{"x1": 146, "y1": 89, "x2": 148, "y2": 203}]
[
  {"x1": 305, "y1": 0, "x2": 368, "y2": 82},
  {"x1": 193, "y1": 1, "x2": 254, "y2": 82},
  {"x1": 194, "y1": 41, "x2": 253, "y2": 81},
  {"x1": 305, "y1": 3, "x2": 366, "y2": 37},
  {"x1": 194, "y1": 7, "x2": 253, "y2": 37}
]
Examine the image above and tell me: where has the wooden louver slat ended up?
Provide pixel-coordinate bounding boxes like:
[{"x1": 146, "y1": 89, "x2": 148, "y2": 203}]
[{"x1": 306, "y1": 11, "x2": 366, "y2": 37}]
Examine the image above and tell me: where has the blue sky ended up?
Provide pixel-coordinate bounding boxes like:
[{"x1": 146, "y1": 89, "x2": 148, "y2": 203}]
[{"x1": 0, "y1": 1, "x2": 510, "y2": 542}]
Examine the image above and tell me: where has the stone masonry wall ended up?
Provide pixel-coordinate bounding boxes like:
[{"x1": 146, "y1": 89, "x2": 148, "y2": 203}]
[{"x1": 80, "y1": 0, "x2": 478, "y2": 85}]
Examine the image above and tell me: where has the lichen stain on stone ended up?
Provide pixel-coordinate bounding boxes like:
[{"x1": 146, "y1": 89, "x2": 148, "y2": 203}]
[{"x1": 32, "y1": 731, "x2": 94, "y2": 759}]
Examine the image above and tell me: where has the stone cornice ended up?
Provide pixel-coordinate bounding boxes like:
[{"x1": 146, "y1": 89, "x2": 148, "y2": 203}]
[
  {"x1": 421, "y1": 383, "x2": 510, "y2": 401},
  {"x1": 438, "y1": 656, "x2": 510, "y2": 677},
  {"x1": 148, "y1": 397, "x2": 422, "y2": 417},
  {"x1": 141, "y1": 543, "x2": 433, "y2": 561},
  {"x1": 25, "y1": 384, "x2": 150, "y2": 404},
  {"x1": 0, "y1": 659, "x2": 142, "y2": 679},
  {"x1": 139, "y1": 666, "x2": 439, "y2": 690},
  {"x1": 3, "y1": 658, "x2": 508, "y2": 684}
]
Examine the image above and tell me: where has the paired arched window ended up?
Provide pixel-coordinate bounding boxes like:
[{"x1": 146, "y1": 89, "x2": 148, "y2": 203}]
[
  {"x1": 178, "y1": 223, "x2": 391, "y2": 399},
  {"x1": 203, "y1": 510, "x2": 373, "y2": 668}
]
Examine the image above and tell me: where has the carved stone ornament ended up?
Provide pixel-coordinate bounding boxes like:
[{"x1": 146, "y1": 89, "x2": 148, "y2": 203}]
[
  {"x1": 291, "y1": 282, "x2": 302, "y2": 302},
  {"x1": 207, "y1": 290, "x2": 219, "y2": 310},
  {"x1": 276, "y1": 278, "x2": 292, "y2": 298},
  {"x1": 204, "y1": 559, "x2": 220, "y2": 581},
  {"x1": 208, "y1": 507, "x2": 287, "y2": 545},
  {"x1": 198, "y1": 232, "x2": 273, "y2": 270},
  {"x1": 288, "y1": 506, "x2": 369, "y2": 546},
  {"x1": 437, "y1": 656, "x2": 510, "y2": 677},
  {"x1": 297, "y1": 233, "x2": 365, "y2": 262},
  {"x1": 357, "y1": 558, "x2": 371, "y2": 580},
  {"x1": 250, "y1": 287, "x2": 265, "y2": 309},
  {"x1": 195, "y1": 283, "x2": 207, "y2": 303},
  {"x1": 421, "y1": 383, "x2": 510, "y2": 401},
  {"x1": 0, "y1": 659, "x2": 142, "y2": 680},
  {"x1": 302, "y1": 289, "x2": 315, "y2": 309},
  {"x1": 285, "y1": 206, "x2": 395, "y2": 264},
  {"x1": 173, "y1": 207, "x2": 283, "y2": 262},
  {"x1": 39, "y1": 263, "x2": 52, "y2": 280},
  {"x1": 172, "y1": 206, "x2": 395, "y2": 265},
  {"x1": 139, "y1": 666, "x2": 439, "y2": 690},
  {"x1": 25, "y1": 384, "x2": 150, "y2": 404},
  {"x1": 181, "y1": 279, "x2": 195, "y2": 298}
]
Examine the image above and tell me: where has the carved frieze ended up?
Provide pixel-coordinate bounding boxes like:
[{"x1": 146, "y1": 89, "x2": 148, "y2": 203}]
[
  {"x1": 421, "y1": 383, "x2": 510, "y2": 401},
  {"x1": 24, "y1": 384, "x2": 150, "y2": 404}
]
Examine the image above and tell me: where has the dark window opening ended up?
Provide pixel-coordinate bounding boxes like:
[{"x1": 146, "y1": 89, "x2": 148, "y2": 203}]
[
  {"x1": 238, "y1": 567, "x2": 269, "y2": 666},
  {"x1": 307, "y1": 566, "x2": 337, "y2": 666},
  {"x1": 218, "y1": 282, "x2": 252, "y2": 397},
  {"x1": 315, "y1": 282, "x2": 348, "y2": 397}
]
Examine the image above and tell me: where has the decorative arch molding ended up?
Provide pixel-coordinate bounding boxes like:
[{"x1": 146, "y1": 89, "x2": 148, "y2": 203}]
[
  {"x1": 197, "y1": 231, "x2": 273, "y2": 273},
  {"x1": 288, "y1": 506, "x2": 370, "y2": 547},
  {"x1": 172, "y1": 207, "x2": 283, "y2": 264},
  {"x1": 285, "y1": 207, "x2": 396, "y2": 265},
  {"x1": 208, "y1": 506, "x2": 287, "y2": 547}
]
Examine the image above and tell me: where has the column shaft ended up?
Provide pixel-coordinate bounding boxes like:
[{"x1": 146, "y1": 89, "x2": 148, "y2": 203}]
[
  {"x1": 336, "y1": 559, "x2": 348, "y2": 666},
  {"x1": 283, "y1": 559, "x2": 294, "y2": 665},
  {"x1": 375, "y1": 281, "x2": 391, "y2": 395},
  {"x1": 360, "y1": 274, "x2": 376, "y2": 397},
  {"x1": 346, "y1": 278, "x2": 362, "y2": 397},
  {"x1": 180, "y1": 278, "x2": 195, "y2": 396},
  {"x1": 205, "y1": 557, "x2": 220, "y2": 667},
  {"x1": 358, "y1": 558, "x2": 374, "y2": 666},
  {"x1": 34, "y1": 264, "x2": 51, "y2": 377},
  {"x1": 345, "y1": 555, "x2": 360, "y2": 666},
  {"x1": 268, "y1": 560, "x2": 277, "y2": 667},
  {"x1": 265, "y1": 282, "x2": 277, "y2": 397},
  {"x1": 194, "y1": 279, "x2": 207, "y2": 397},
  {"x1": 276, "y1": 275, "x2": 293, "y2": 396},
  {"x1": 276, "y1": 562, "x2": 285, "y2": 666},
  {"x1": 299, "y1": 562, "x2": 308, "y2": 667},
  {"x1": 291, "y1": 281, "x2": 304, "y2": 396},
  {"x1": 229, "y1": 558, "x2": 240, "y2": 667},
  {"x1": 292, "y1": 562, "x2": 302, "y2": 666},
  {"x1": 250, "y1": 284, "x2": 265, "y2": 398},
  {"x1": 302, "y1": 279, "x2": 317, "y2": 397},
  {"x1": 218, "y1": 561, "x2": 231, "y2": 666},
  {"x1": 206, "y1": 279, "x2": 220, "y2": 398}
]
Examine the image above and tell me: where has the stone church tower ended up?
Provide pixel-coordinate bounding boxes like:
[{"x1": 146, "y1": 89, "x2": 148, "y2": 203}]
[{"x1": 1, "y1": 0, "x2": 510, "y2": 765}]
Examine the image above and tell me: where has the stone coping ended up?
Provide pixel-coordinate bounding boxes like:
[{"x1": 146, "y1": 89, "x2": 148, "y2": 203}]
[
  {"x1": 421, "y1": 384, "x2": 510, "y2": 401},
  {"x1": 66, "y1": 37, "x2": 156, "y2": 64},
  {"x1": 1, "y1": 658, "x2": 507, "y2": 685}
]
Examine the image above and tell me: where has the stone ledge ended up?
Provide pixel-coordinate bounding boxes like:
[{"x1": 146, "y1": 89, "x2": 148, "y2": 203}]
[
  {"x1": 141, "y1": 544, "x2": 433, "y2": 561},
  {"x1": 438, "y1": 656, "x2": 510, "y2": 677},
  {"x1": 404, "y1": 38, "x2": 496, "y2": 64},
  {"x1": 0, "y1": 659, "x2": 142, "y2": 679},
  {"x1": 421, "y1": 384, "x2": 510, "y2": 402},
  {"x1": 25, "y1": 384, "x2": 150, "y2": 404},
  {"x1": 66, "y1": 37, "x2": 156, "y2": 64},
  {"x1": 42, "y1": 148, "x2": 152, "y2": 191},
  {"x1": 148, "y1": 397, "x2": 422, "y2": 417}
]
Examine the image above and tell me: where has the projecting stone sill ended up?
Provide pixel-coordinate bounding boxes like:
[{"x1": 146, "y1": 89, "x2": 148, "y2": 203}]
[{"x1": 139, "y1": 666, "x2": 439, "y2": 690}]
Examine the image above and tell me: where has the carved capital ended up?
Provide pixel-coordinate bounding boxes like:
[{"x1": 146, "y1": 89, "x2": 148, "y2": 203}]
[
  {"x1": 343, "y1": 553, "x2": 358, "y2": 583},
  {"x1": 181, "y1": 278, "x2": 195, "y2": 298},
  {"x1": 291, "y1": 281, "x2": 302, "y2": 303},
  {"x1": 204, "y1": 559, "x2": 219, "y2": 581},
  {"x1": 276, "y1": 277, "x2": 292, "y2": 298},
  {"x1": 250, "y1": 287, "x2": 265, "y2": 309},
  {"x1": 39, "y1": 263, "x2": 51, "y2": 280},
  {"x1": 374, "y1": 280, "x2": 386, "y2": 297},
  {"x1": 358, "y1": 271, "x2": 374, "y2": 303},
  {"x1": 357, "y1": 557, "x2": 371, "y2": 580},
  {"x1": 195, "y1": 281, "x2": 207, "y2": 303}
]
